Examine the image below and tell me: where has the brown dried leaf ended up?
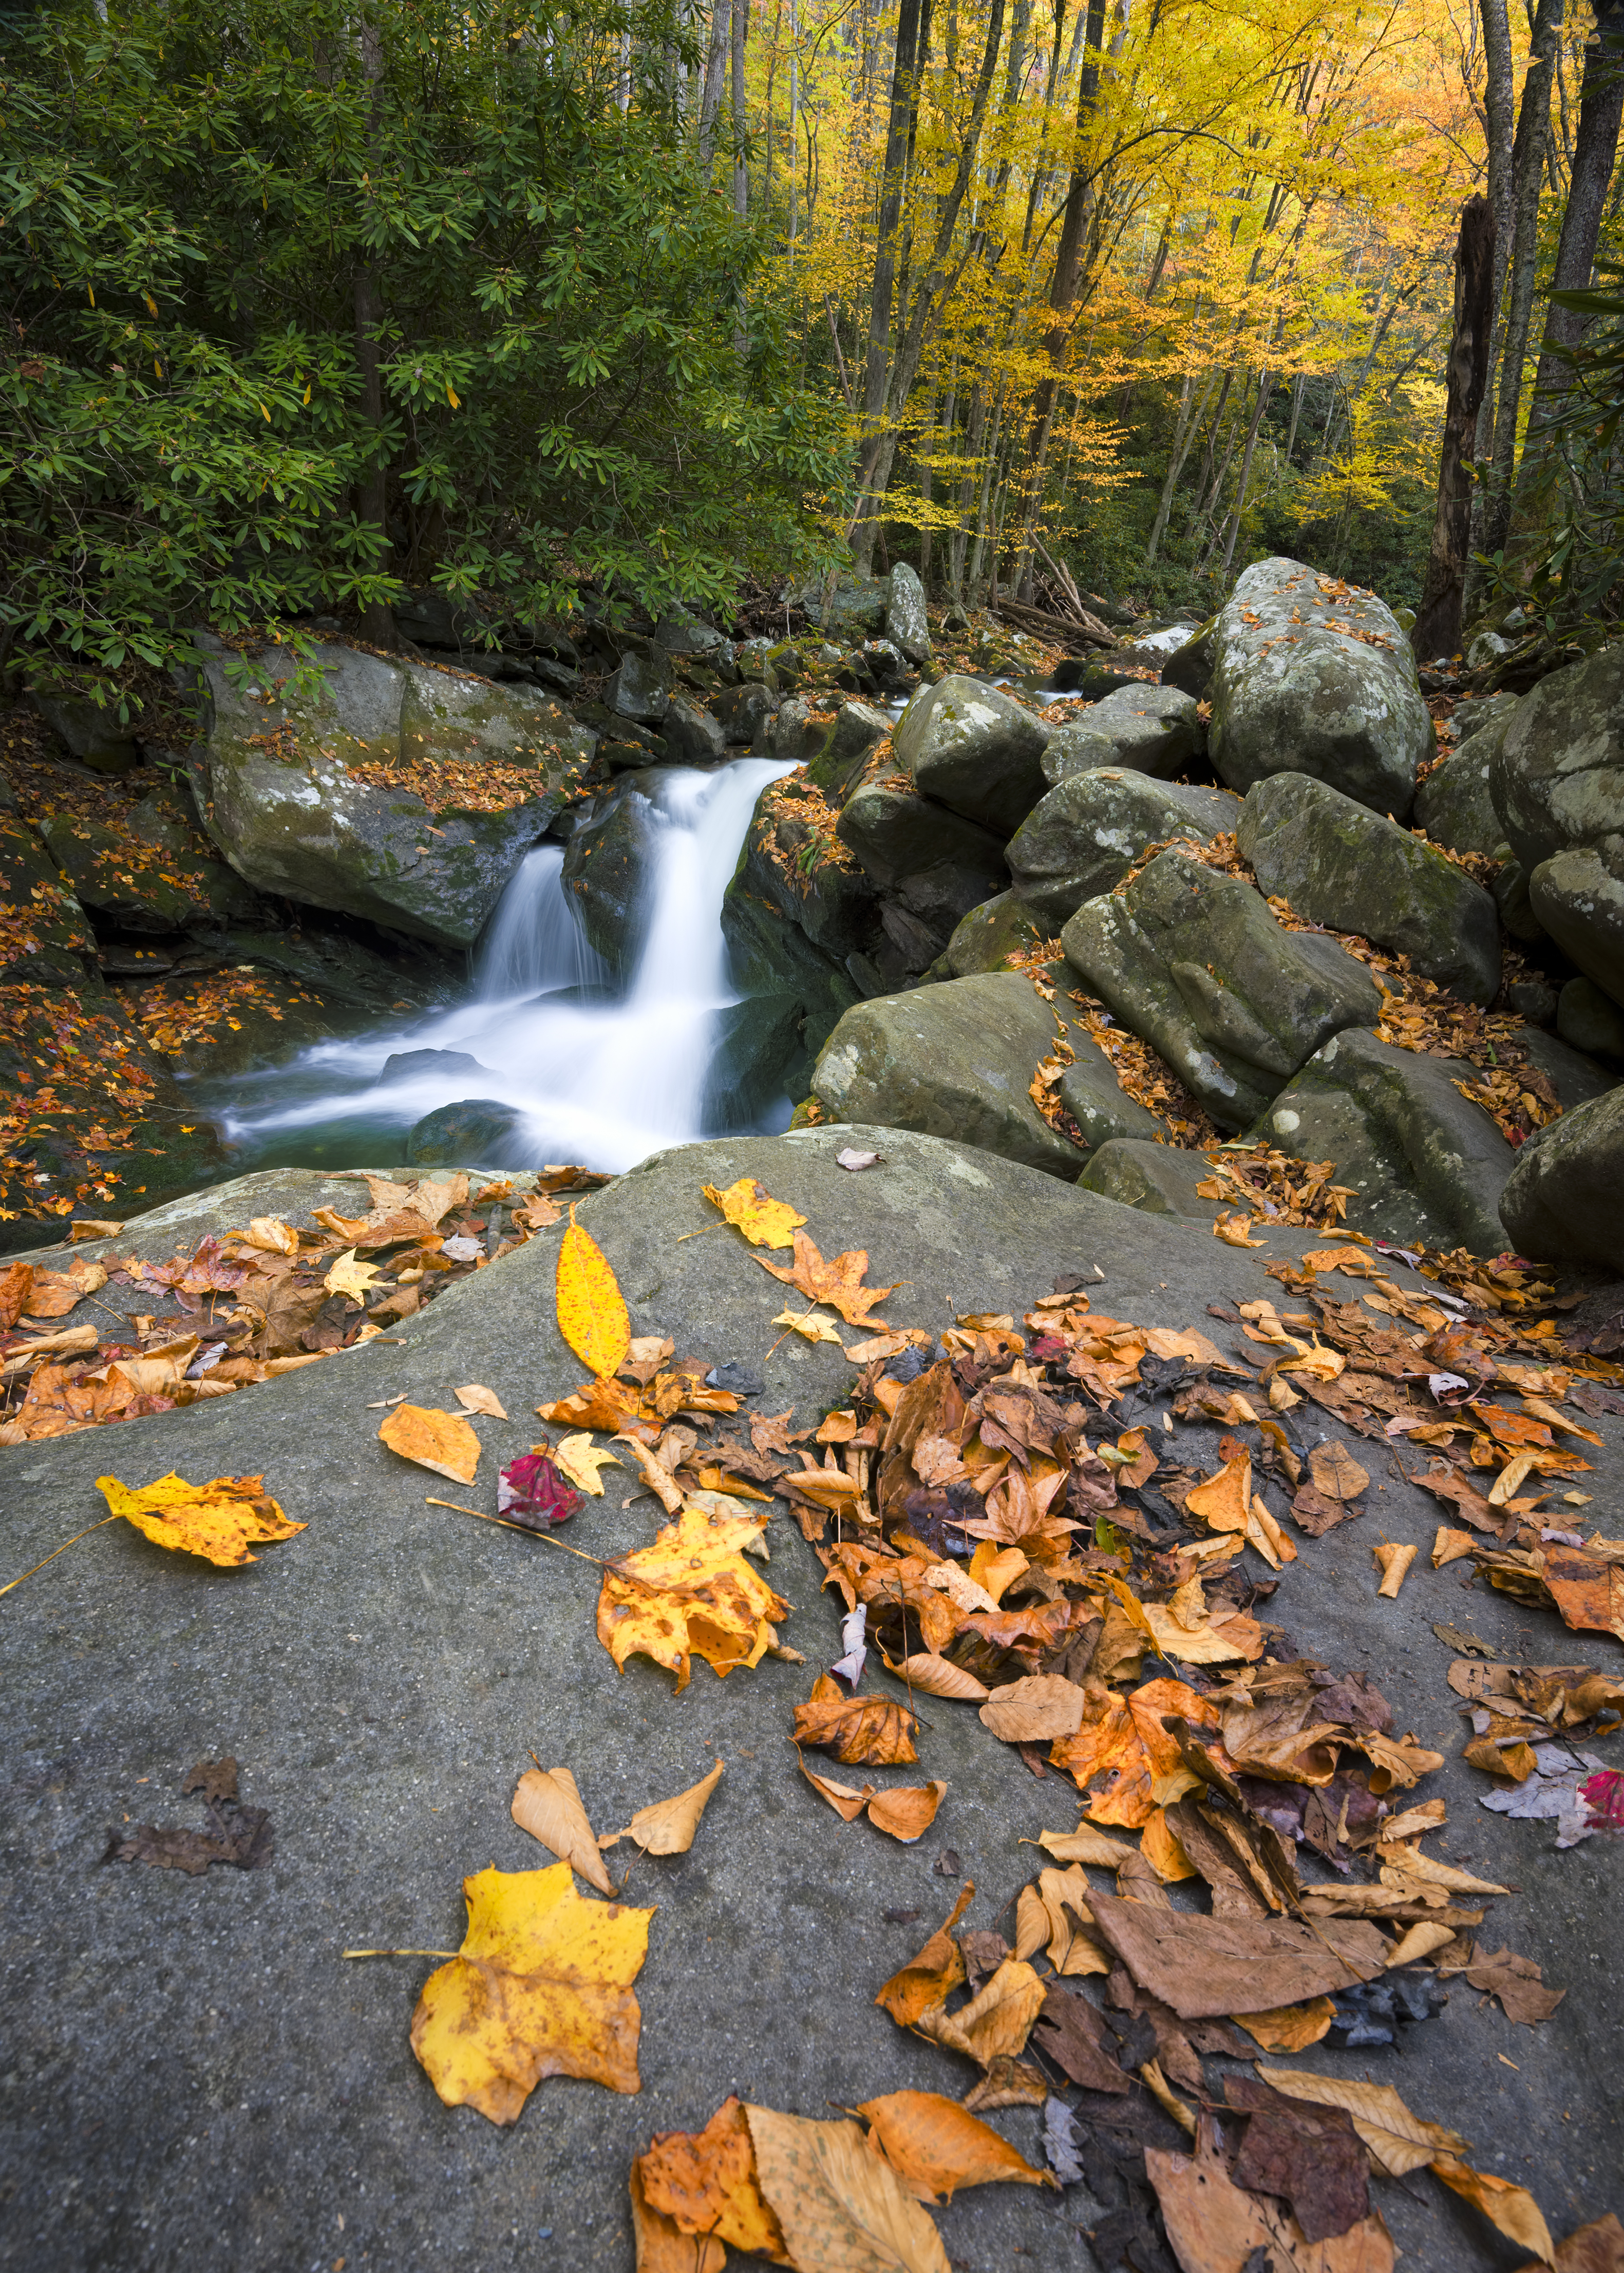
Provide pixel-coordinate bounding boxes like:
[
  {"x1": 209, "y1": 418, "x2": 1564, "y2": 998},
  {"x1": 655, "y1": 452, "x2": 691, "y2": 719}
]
[
  {"x1": 875, "y1": 1885, "x2": 974, "y2": 2026},
  {"x1": 745, "y1": 2105, "x2": 951, "y2": 2273},
  {"x1": 857, "y1": 2091, "x2": 1057, "y2": 2204},
  {"x1": 511, "y1": 1766, "x2": 617, "y2": 1897}
]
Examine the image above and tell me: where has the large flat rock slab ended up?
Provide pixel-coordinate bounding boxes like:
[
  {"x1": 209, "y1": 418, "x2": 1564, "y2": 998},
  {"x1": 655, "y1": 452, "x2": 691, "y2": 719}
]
[{"x1": 1, "y1": 1129, "x2": 1618, "y2": 2271}]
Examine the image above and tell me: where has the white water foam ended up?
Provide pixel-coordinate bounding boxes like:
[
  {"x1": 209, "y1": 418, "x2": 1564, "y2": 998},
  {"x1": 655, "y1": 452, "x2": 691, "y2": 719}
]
[{"x1": 213, "y1": 755, "x2": 790, "y2": 1173}]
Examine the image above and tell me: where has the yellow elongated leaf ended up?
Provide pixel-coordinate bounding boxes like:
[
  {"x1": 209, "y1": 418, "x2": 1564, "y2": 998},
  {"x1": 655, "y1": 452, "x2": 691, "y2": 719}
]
[
  {"x1": 243, "y1": 1215, "x2": 300, "y2": 1255},
  {"x1": 1257, "y1": 2069, "x2": 1468, "y2": 2177},
  {"x1": 1232, "y1": 1999, "x2": 1335, "y2": 2052},
  {"x1": 511, "y1": 1766, "x2": 616, "y2": 1896},
  {"x1": 603, "y1": 1759, "x2": 725, "y2": 1854},
  {"x1": 557, "y1": 1208, "x2": 630, "y2": 1380},
  {"x1": 552, "y1": 1433, "x2": 622, "y2": 1495},
  {"x1": 857, "y1": 2091, "x2": 1057, "y2": 2203},
  {"x1": 95, "y1": 1471, "x2": 303, "y2": 1568},
  {"x1": 703, "y1": 1176, "x2": 806, "y2": 1249},
  {"x1": 772, "y1": 1308, "x2": 849, "y2": 1348},
  {"x1": 379, "y1": 1403, "x2": 480, "y2": 1485},
  {"x1": 745, "y1": 2106, "x2": 952, "y2": 2273},
  {"x1": 1432, "y1": 2158, "x2": 1555, "y2": 2263},
  {"x1": 410, "y1": 1862, "x2": 652, "y2": 2123},
  {"x1": 1036, "y1": 1824, "x2": 1138, "y2": 1866}
]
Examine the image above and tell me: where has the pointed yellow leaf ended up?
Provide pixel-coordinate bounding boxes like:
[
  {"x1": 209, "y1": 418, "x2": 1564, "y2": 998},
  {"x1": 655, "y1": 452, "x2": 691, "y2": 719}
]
[
  {"x1": 551, "y1": 1432, "x2": 622, "y2": 1495},
  {"x1": 601, "y1": 1758, "x2": 724, "y2": 1854},
  {"x1": 556, "y1": 1208, "x2": 629, "y2": 1380},
  {"x1": 702, "y1": 1177, "x2": 807, "y2": 1249},
  {"x1": 95, "y1": 1471, "x2": 303, "y2": 1567}
]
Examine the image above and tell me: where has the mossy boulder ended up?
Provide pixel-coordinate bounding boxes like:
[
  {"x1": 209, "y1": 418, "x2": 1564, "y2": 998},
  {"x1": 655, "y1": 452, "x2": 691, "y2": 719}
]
[
  {"x1": 946, "y1": 892, "x2": 1048, "y2": 976},
  {"x1": 1039, "y1": 686, "x2": 1204, "y2": 787},
  {"x1": 1077, "y1": 1138, "x2": 1214, "y2": 1218},
  {"x1": 1412, "y1": 727, "x2": 1510, "y2": 858},
  {"x1": 1500, "y1": 1084, "x2": 1624, "y2": 1271},
  {"x1": 1008, "y1": 769, "x2": 1240, "y2": 930},
  {"x1": 1061, "y1": 847, "x2": 1382, "y2": 1131},
  {"x1": 0, "y1": 816, "x2": 95, "y2": 983},
  {"x1": 892, "y1": 675, "x2": 1049, "y2": 836},
  {"x1": 1237, "y1": 771, "x2": 1501, "y2": 1004},
  {"x1": 836, "y1": 775, "x2": 1008, "y2": 937}
]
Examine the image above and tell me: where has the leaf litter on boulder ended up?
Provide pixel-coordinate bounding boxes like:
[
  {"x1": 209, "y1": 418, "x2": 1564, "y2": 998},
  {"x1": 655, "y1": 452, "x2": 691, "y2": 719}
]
[{"x1": 104, "y1": 1756, "x2": 273, "y2": 1874}]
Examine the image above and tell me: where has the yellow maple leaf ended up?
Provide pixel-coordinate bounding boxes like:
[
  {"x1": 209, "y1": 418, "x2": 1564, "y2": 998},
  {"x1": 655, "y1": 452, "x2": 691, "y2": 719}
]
[
  {"x1": 551, "y1": 1432, "x2": 622, "y2": 1495},
  {"x1": 325, "y1": 1246, "x2": 381, "y2": 1302},
  {"x1": 95, "y1": 1471, "x2": 304, "y2": 1567},
  {"x1": 702, "y1": 1176, "x2": 806, "y2": 1250},
  {"x1": 597, "y1": 1502, "x2": 791, "y2": 1694},
  {"x1": 410, "y1": 1861, "x2": 653, "y2": 2124}
]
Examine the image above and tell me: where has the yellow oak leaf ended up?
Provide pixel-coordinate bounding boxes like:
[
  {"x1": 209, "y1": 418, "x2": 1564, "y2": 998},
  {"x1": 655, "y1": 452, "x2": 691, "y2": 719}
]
[{"x1": 324, "y1": 1246, "x2": 381, "y2": 1303}]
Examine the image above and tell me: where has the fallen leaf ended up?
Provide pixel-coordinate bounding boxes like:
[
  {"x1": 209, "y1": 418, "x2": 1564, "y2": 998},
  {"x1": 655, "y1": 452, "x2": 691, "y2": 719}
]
[
  {"x1": 410, "y1": 1862, "x2": 652, "y2": 2122},
  {"x1": 1462, "y1": 1944, "x2": 1565, "y2": 2025},
  {"x1": 556, "y1": 1209, "x2": 630, "y2": 1380},
  {"x1": 616, "y1": 1434, "x2": 686, "y2": 1513},
  {"x1": 1036, "y1": 1823, "x2": 1137, "y2": 1865},
  {"x1": 1374, "y1": 1541, "x2": 1418, "y2": 1598},
  {"x1": 325, "y1": 1247, "x2": 382, "y2": 1303},
  {"x1": 1228, "y1": 2076, "x2": 1371, "y2": 2242},
  {"x1": 757, "y1": 1232, "x2": 897, "y2": 1328},
  {"x1": 857, "y1": 2091, "x2": 1056, "y2": 2203},
  {"x1": 772, "y1": 1308, "x2": 850, "y2": 1348},
  {"x1": 794, "y1": 1674, "x2": 919, "y2": 1765},
  {"x1": 1233, "y1": 1998, "x2": 1335, "y2": 2052},
  {"x1": 103, "y1": 1758, "x2": 272, "y2": 1873},
  {"x1": 550, "y1": 1433, "x2": 622, "y2": 1496},
  {"x1": 1147, "y1": 2119, "x2": 1395, "y2": 2271},
  {"x1": 597, "y1": 1502, "x2": 790, "y2": 1693},
  {"x1": 380, "y1": 1404, "x2": 481, "y2": 1485},
  {"x1": 512, "y1": 1766, "x2": 617, "y2": 1895},
  {"x1": 455, "y1": 1382, "x2": 508, "y2": 1418},
  {"x1": 745, "y1": 2104, "x2": 951, "y2": 2273},
  {"x1": 602, "y1": 1759, "x2": 725, "y2": 1855},
  {"x1": 1432, "y1": 1526, "x2": 1476, "y2": 1567},
  {"x1": 1214, "y1": 1210, "x2": 1268, "y2": 1247},
  {"x1": 498, "y1": 1450, "x2": 582, "y2": 1528},
  {"x1": 1256, "y1": 2069, "x2": 1467, "y2": 2177},
  {"x1": 915, "y1": 1957, "x2": 1047, "y2": 2069},
  {"x1": 1087, "y1": 1894, "x2": 1390, "y2": 2018},
  {"x1": 866, "y1": 1783, "x2": 948, "y2": 1843},
  {"x1": 883, "y1": 1654, "x2": 989, "y2": 1701},
  {"x1": 836, "y1": 1148, "x2": 883, "y2": 1172},
  {"x1": 1141, "y1": 1806, "x2": 1198, "y2": 1883},
  {"x1": 94, "y1": 1471, "x2": 303, "y2": 1568},
  {"x1": 637, "y1": 2094, "x2": 789, "y2": 2261},
  {"x1": 629, "y1": 2158, "x2": 727, "y2": 2272},
  {"x1": 875, "y1": 1885, "x2": 975, "y2": 2025},
  {"x1": 979, "y1": 1673, "x2": 1088, "y2": 1743},
  {"x1": 1031, "y1": 1984, "x2": 1132, "y2": 2092},
  {"x1": 1311, "y1": 1442, "x2": 1370, "y2": 1500},
  {"x1": 703, "y1": 1177, "x2": 806, "y2": 1249},
  {"x1": 1512, "y1": 2215, "x2": 1624, "y2": 2273},
  {"x1": 242, "y1": 1215, "x2": 300, "y2": 1255},
  {"x1": 1432, "y1": 2156, "x2": 1555, "y2": 2263}
]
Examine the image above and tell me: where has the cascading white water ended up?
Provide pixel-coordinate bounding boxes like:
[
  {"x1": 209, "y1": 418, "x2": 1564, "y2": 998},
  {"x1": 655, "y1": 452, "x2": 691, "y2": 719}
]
[{"x1": 212, "y1": 755, "x2": 791, "y2": 1173}]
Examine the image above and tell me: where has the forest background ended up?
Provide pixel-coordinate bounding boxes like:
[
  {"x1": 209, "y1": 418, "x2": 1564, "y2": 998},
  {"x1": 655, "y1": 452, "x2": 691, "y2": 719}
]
[{"x1": 3, "y1": 0, "x2": 1622, "y2": 702}]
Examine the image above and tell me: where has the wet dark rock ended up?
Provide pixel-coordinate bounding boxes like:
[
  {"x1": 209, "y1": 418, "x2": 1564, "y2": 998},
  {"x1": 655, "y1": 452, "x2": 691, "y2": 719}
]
[
  {"x1": 1040, "y1": 686, "x2": 1204, "y2": 787},
  {"x1": 1008, "y1": 769, "x2": 1239, "y2": 930},
  {"x1": 836, "y1": 777, "x2": 1009, "y2": 938},
  {"x1": 1500, "y1": 1083, "x2": 1624, "y2": 1272},
  {"x1": 381, "y1": 1048, "x2": 494, "y2": 1087},
  {"x1": 405, "y1": 1097, "x2": 529, "y2": 1166}
]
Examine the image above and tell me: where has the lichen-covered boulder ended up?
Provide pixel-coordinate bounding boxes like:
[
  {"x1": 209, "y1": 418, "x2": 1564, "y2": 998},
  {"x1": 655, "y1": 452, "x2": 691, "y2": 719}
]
[
  {"x1": 1261, "y1": 1026, "x2": 1612, "y2": 1254},
  {"x1": 1040, "y1": 686, "x2": 1204, "y2": 788},
  {"x1": 1412, "y1": 723, "x2": 1511, "y2": 858},
  {"x1": 1009, "y1": 770, "x2": 1240, "y2": 930},
  {"x1": 1527, "y1": 846, "x2": 1624, "y2": 1005},
  {"x1": 892, "y1": 676, "x2": 1050, "y2": 836},
  {"x1": 1076, "y1": 1138, "x2": 1214, "y2": 1219},
  {"x1": 1558, "y1": 976, "x2": 1624, "y2": 1065},
  {"x1": 1061, "y1": 848, "x2": 1382, "y2": 1130},
  {"x1": 806, "y1": 699, "x2": 892, "y2": 797},
  {"x1": 1161, "y1": 617, "x2": 1217, "y2": 699},
  {"x1": 1237, "y1": 772, "x2": 1501, "y2": 1004},
  {"x1": 36, "y1": 795, "x2": 263, "y2": 936},
  {"x1": 1206, "y1": 557, "x2": 1430, "y2": 815},
  {"x1": 1058, "y1": 1045, "x2": 1172, "y2": 1152},
  {"x1": 730, "y1": 778, "x2": 878, "y2": 969},
  {"x1": 884, "y1": 563, "x2": 932, "y2": 664},
  {"x1": 606, "y1": 636, "x2": 673, "y2": 725},
  {"x1": 946, "y1": 892, "x2": 1048, "y2": 976},
  {"x1": 836, "y1": 775, "x2": 1008, "y2": 938},
  {"x1": 1499, "y1": 1084, "x2": 1624, "y2": 1271},
  {"x1": 1489, "y1": 643, "x2": 1624, "y2": 874},
  {"x1": 810, "y1": 970, "x2": 1090, "y2": 1178},
  {"x1": 195, "y1": 636, "x2": 593, "y2": 951}
]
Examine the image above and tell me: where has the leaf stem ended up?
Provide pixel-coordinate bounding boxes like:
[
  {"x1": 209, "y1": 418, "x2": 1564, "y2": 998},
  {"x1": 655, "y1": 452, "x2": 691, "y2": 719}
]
[
  {"x1": 0, "y1": 1512, "x2": 120, "y2": 1600},
  {"x1": 341, "y1": 1947, "x2": 457, "y2": 1959}
]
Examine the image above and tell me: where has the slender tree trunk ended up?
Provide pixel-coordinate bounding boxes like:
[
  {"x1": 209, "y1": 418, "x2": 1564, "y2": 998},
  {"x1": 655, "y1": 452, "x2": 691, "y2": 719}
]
[
  {"x1": 849, "y1": 0, "x2": 928, "y2": 573},
  {"x1": 352, "y1": 9, "x2": 395, "y2": 648},
  {"x1": 1145, "y1": 363, "x2": 1206, "y2": 565},
  {"x1": 699, "y1": 0, "x2": 728, "y2": 156},
  {"x1": 1516, "y1": 0, "x2": 1624, "y2": 528},
  {"x1": 1412, "y1": 195, "x2": 1497, "y2": 660},
  {"x1": 1463, "y1": 0, "x2": 1517, "y2": 596},
  {"x1": 1218, "y1": 370, "x2": 1274, "y2": 580},
  {"x1": 731, "y1": 0, "x2": 749, "y2": 217},
  {"x1": 1468, "y1": 0, "x2": 1564, "y2": 601}
]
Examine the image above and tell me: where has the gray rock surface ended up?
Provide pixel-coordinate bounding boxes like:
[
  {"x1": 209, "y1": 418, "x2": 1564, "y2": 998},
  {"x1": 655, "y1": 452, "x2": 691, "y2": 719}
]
[
  {"x1": 1449, "y1": 691, "x2": 1518, "y2": 749},
  {"x1": 1499, "y1": 1083, "x2": 1624, "y2": 1270},
  {"x1": 660, "y1": 693, "x2": 726, "y2": 765},
  {"x1": 1238, "y1": 771, "x2": 1502, "y2": 1005},
  {"x1": 1259, "y1": 1026, "x2": 1612, "y2": 1252},
  {"x1": 1062, "y1": 848, "x2": 1383, "y2": 1130},
  {"x1": 27, "y1": 689, "x2": 142, "y2": 773},
  {"x1": 884, "y1": 562, "x2": 932, "y2": 662},
  {"x1": 1, "y1": 1130, "x2": 1617, "y2": 2272},
  {"x1": 1490, "y1": 641, "x2": 1624, "y2": 873},
  {"x1": 1160, "y1": 615, "x2": 1217, "y2": 698},
  {"x1": 406, "y1": 1098, "x2": 530, "y2": 1165},
  {"x1": 1558, "y1": 975, "x2": 1624, "y2": 1064},
  {"x1": 1008, "y1": 769, "x2": 1240, "y2": 929},
  {"x1": 1207, "y1": 557, "x2": 1431, "y2": 815},
  {"x1": 787, "y1": 571, "x2": 889, "y2": 640},
  {"x1": 806, "y1": 698, "x2": 892, "y2": 797},
  {"x1": 0, "y1": 813, "x2": 96, "y2": 983},
  {"x1": 194, "y1": 637, "x2": 591, "y2": 951},
  {"x1": 607, "y1": 636, "x2": 674, "y2": 725},
  {"x1": 945, "y1": 892, "x2": 1047, "y2": 976},
  {"x1": 1412, "y1": 723, "x2": 1512, "y2": 857},
  {"x1": 719, "y1": 887, "x2": 858, "y2": 1103},
  {"x1": 1075, "y1": 1135, "x2": 1214, "y2": 1217},
  {"x1": 560, "y1": 777, "x2": 664, "y2": 973},
  {"x1": 382, "y1": 1048, "x2": 493, "y2": 1087},
  {"x1": 893, "y1": 676, "x2": 1050, "y2": 836},
  {"x1": 1057, "y1": 1041, "x2": 1172, "y2": 1150},
  {"x1": 768, "y1": 698, "x2": 830, "y2": 768},
  {"x1": 1528, "y1": 845, "x2": 1624, "y2": 1007},
  {"x1": 811, "y1": 970, "x2": 1089, "y2": 1176},
  {"x1": 836, "y1": 778, "x2": 1008, "y2": 938},
  {"x1": 713, "y1": 683, "x2": 777, "y2": 749},
  {"x1": 1038, "y1": 685, "x2": 1204, "y2": 787},
  {"x1": 36, "y1": 805, "x2": 263, "y2": 936}
]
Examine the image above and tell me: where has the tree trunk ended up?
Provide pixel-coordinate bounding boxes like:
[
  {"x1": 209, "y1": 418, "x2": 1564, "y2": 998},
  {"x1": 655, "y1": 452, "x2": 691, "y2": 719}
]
[
  {"x1": 1468, "y1": 0, "x2": 1564, "y2": 599},
  {"x1": 849, "y1": 0, "x2": 928, "y2": 573},
  {"x1": 1412, "y1": 194, "x2": 1497, "y2": 661},
  {"x1": 352, "y1": 9, "x2": 396, "y2": 649},
  {"x1": 1515, "y1": 0, "x2": 1624, "y2": 525},
  {"x1": 1218, "y1": 370, "x2": 1275, "y2": 580},
  {"x1": 699, "y1": 0, "x2": 729, "y2": 161},
  {"x1": 731, "y1": 0, "x2": 748, "y2": 218},
  {"x1": 1462, "y1": 0, "x2": 1518, "y2": 598}
]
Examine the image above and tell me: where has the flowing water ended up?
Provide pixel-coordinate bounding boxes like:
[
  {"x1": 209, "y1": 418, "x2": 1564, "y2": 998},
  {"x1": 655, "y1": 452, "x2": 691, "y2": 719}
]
[{"x1": 209, "y1": 755, "x2": 792, "y2": 1174}]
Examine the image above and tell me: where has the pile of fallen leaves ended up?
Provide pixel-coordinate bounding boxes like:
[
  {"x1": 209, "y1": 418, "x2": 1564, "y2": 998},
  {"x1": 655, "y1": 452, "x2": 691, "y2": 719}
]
[
  {"x1": 344, "y1": 750, "x2": 584, "y2": 816},
  {"x1": 1196, "y1": 1146, "x2": 1358, "y2": 1239},
  {"x1": 0, "y1": 1166, "x2": 604, "y2": 1445},
  {"x1": 0, "y1": 980, "x2": 169, "y2": 1221},
  {"x1": 755, "y1": 774, "x2": 861, "y2": 883},
  {"x1": 1072, "y1": 994, "x2": 1219, "y2": 1147},
  {"x1": 128, "y1": 965, "x2": 328, "y2": 1057}
]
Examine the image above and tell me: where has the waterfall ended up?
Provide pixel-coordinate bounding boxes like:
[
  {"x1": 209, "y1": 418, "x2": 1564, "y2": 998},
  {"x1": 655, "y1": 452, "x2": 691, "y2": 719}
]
[{"x1": 210, "y1": 756, "x2": 791, "y2": 1174}]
